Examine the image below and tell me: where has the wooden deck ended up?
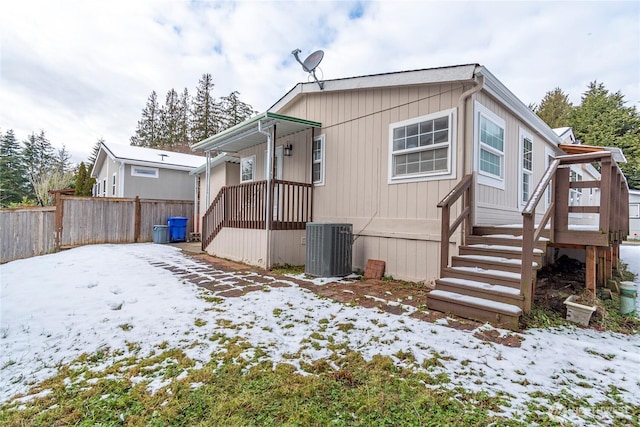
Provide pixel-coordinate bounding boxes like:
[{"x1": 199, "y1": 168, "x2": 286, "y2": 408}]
[{"x1": 432, "y1": 151, "x2": 629, "y2": 330}]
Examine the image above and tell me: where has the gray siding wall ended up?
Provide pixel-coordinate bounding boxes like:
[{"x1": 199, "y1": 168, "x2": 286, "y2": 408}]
[{"x1": 123, "y1": 165, "x2": 195, "y2": 201}]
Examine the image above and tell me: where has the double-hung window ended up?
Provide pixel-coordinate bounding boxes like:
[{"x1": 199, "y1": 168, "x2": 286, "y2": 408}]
[
  {"x1": 112, "y1": 173, "x2": 117, "y2": 196},
  {"x1": 388, "y1": 108, "x2": 456, "y2": 183},
  {"x1": 241, "y1": 155, "x2": 256, "y2": 183},
  {"x1": 519, "y1": 130, "x2": 533, "y2": 205},
  {"x1": 476, "y1": 102, "x2": 505, "y2": 189},
  {"x1": 312, "y1": 134, "x2": 325, "y2": 185}
]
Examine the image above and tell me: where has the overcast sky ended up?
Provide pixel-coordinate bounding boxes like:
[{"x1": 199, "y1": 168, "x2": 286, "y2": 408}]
[{"x1": 1, "y1": 0, "x2": 638, "y2": 164}]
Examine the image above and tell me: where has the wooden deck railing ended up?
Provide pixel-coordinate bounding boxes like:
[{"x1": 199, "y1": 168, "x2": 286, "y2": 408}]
[
  {"x1": 437, "y1": 174, "x2": 473, "y2": 276},
  {"x1": 521, "y1": 151, "x2": 629, "y2": 311},
  {"x1": 201, "y1": 179, "x2": 313, "y2": 249}
]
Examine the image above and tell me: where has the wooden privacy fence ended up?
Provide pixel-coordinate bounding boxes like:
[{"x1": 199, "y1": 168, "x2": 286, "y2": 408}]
[{"x1": 1, "y1": 196, "x2": 193, "y2": 263}]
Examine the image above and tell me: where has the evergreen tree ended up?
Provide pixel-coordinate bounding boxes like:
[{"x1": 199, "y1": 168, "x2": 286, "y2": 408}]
[
  {"x1": 534, "y1": 88, "x2": 574, "y2": 129},
  {"x1": 219, "y1": 91, "x2": 256, "y2": 129},
  {"x1": 191, "y1": 73, "x2": 221, "y2": 143},
  {"x1": 570, "y1": 81, "x2": 640, "y2": 189},
  {"x1": 74, "y1": 162, "x2": 93, "y2": 196},
  {"x1": 177, "y1": 88, "x2": 191, "y2": 148},
  {"x1": 159, "y1": 88, "x2": 181, "y2": 148},
  {"x1": 22, "y1": 130, "x2": 56, "y2": 204},
  {"x1": 54, "y1": 144, "x2": 73, "y2": 174},
  {"x1": 130, "y1": 91, "x2": 161, "y2": 147},
  {"x1": 0, "y1": 129, "x2": 29, "y2": 207}
]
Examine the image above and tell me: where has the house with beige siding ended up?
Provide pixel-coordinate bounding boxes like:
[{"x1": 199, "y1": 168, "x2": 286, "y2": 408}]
[
  {"x1": 91, "y1": 142, "x2": 204, "y2": 201},
  {"x1": 192, "y1": 64, "x2": 629, "y2": 329}
]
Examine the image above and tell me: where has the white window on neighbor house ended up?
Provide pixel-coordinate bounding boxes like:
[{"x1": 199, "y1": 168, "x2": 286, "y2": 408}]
[
  {"x1": 519, "y1": 130, "x2": 533, "y2": 206},
  {"x1": 475, "y1": 102, "x2": 505, "y2": 189},
  {"x1": 112, "y1": 173, "x2": 116, "y2": 196},
  {"x1": 131, "y1": 166, "x2": 159, "y2": 178},
  {"x1": 102, "y1": 178, "x2": 107, "y2": 197},
  {"x1": 312, "y1": 134, "x2": 325, "y2": 185},
  {"x1": 95, "y1": 182, "x2": 100, "y2": 197},
  {"x1": 388, "y1": 108, "x2": 456, "y2": 183},
  {"x1": 241, "y1": 155, "x2": 256, "y2": 183},
  {"x1": 570, "y1": 170, "x2": 583, "y2": 206}
]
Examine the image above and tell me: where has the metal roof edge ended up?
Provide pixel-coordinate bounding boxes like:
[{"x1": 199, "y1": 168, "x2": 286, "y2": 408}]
[
  {"x1": 475, "y1": 66, "x2": 561, "y2": 145},
  {"x1": 190, "y1": 153, "x2": 239, "y2": 175},
  {"x1": 269, "y1": 64, "x2": 478, "y2": 113},
  {"x1": 191, "y1": 112, "x2": 321, "y2": 152}
]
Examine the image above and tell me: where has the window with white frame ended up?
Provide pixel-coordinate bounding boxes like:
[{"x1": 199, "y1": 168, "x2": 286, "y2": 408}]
[
  {"x1": 102, "y1": 178, "x2": 107, "y2": 197},
  {"x1": 519, "y1": 130, "x2": 533, "y2": 205},
  {"x1": 241, "y1": 155, "x2": 256, "y2": 182},
  {"x1": 112, "y1": 173, "x2": 116, "y2": 196},
  {"x1": 389, "y1": 109, "x2": 456, "y2": 183},
  {"x1": 475, "y1": 102, "x2": 505, "y2": 188},
  {"x1": 312, "y1": 134, "x2": 325, "y2": 185},
  {"x1": 96, "y1": 182, "x2": 100, "y2": 197},
  {"x1": 131, "y1": 166, "x2": 159, "y2": 178}
]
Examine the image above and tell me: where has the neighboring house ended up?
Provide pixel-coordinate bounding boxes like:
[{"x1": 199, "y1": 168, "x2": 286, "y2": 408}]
[
  {"x1": 91, "y1": 142, "x2": 204, "y2": 201},
  {"x1": 190, "y1": 153, "x2": 240, "y2": 235},
  {"x1": 629, "y1": 189, "x2": 640, "y2": 240},
  {"x1": 192, "y1": 64, "x2": 629, "y2": 329}
]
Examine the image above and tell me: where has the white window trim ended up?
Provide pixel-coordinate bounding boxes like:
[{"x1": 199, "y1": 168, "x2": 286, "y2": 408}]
[
  {"x1": 111, "y1": 173, "x2": 117, "y2": 196},
  {"x1": 312, "y1": 134, "x2": 326, "y2": 186},
  {"x1": 518, "y1": 128, "x2": 533, "y2": 207},
  {"x1": 387, "y1": 108, "x2": 457, "y2": 184},
  {"x1": 474, "y1": 101, "x2": 505, "y2": 190},
  {"x1": 241, "y1": 155, "x2": 256, "y2": 183},
  {"x1": 131, "y1": 166, "x2": 159, "y2": 178},
  {"x1": 102, "y1": 178, "x2": 107, "y2": 197}
]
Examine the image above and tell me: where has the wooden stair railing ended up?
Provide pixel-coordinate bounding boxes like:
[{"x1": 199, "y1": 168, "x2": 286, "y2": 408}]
[{"x1": 437, "y1": 174, "x2": 473, "y2": 277}]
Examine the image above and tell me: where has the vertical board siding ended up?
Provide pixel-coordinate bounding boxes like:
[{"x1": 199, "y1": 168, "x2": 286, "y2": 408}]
[
  {"x1": 1, "y1": 197, "x2": 193, "y2": 263},
  {"x1": 0, "y1": 207, "x2": 56, "y2": 263}
]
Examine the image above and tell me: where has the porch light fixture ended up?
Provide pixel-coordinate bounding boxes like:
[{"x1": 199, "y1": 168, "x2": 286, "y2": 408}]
[{"x1": 284, "y1": 144, "x2": 293, "y2": 156}]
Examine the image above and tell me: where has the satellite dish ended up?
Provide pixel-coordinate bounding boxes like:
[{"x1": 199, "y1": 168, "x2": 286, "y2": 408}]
[{"x1": 292, "y1": 48, "x2": 325, "y2": 90}]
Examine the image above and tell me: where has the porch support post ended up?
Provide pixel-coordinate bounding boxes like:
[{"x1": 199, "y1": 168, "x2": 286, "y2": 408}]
[
  {"x1": 554, "y1": 167, "x2": 570, "y2": 239},
  {"x1": 585, "y1": 245, "x2": 597, "y2": 295},
  {"x1": 604, "y1": 246, "x2": 612, "y2": 283},
  {"x1": 612, "y1": 243, "x2": 620, "y2": 274}
]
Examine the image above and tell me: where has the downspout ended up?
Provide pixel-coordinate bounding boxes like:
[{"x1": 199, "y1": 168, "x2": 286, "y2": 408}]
[
  {"x1": 258, "y1": 120, "x2": 273, "y2": 269},
  {"x1": 205, "y1": 151, "x2": 211, "y2": 207},
  {"x1": 458, "y1": 73, "x2": 484, "y2": 174},
  {"x1": 457, "y1": 73, "x2": 484, "y2": 242}
]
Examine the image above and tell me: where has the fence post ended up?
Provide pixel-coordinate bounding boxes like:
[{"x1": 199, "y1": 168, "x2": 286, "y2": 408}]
[
  {"x1": 54, "y1": 194, "x2": 63, "y2": 251},
  {"x1": 134, "y1": 196, "x2": 141, "y2": 243}
]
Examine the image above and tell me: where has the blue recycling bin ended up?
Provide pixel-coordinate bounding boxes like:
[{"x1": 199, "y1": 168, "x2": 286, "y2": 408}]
[{"x1": 167, "y1": 217, "x2": 188, "y2": 242}]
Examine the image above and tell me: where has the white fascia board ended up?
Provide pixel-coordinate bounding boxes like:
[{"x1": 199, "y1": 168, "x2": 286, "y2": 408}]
[
  {"x1": 475, "y1": 67, "x2": 561, "y2": 146},
  {"x1": 269, "y1": 64, "x2": 478, "y2": 113},
  {"x1": 124, "y1": 160, "x2": 197, "y2": 172},
  {"x1": 89, "y1": 144, "x2": 112, "y2": 178}
]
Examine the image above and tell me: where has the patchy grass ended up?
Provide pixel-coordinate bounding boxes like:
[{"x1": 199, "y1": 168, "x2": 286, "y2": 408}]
[
  {"x1": 271, "y1": 264, "x2": 305, "y2": 276},
  {"x1": 0, "y1": 342, "x2": 515, "y2": 426},
  {"x1": 3, "y1": 339, "x2": 637, "y2": 426}
]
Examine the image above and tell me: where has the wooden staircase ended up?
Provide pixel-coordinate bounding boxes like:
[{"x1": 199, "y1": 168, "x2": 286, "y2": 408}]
[{"x1": 428, "y1": 226, "x2": 549, "y2": 330}]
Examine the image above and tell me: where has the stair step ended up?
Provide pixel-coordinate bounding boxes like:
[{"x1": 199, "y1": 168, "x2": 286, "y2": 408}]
[
  {"x1": 466, "y1": 235, "x2": 548, "y2": 251},
  {"x1": 427, "y1": 290, "x2": 522, "y2": 330},
  {"x1": 442, "y1": 266, "x2": 521, "y2": 288},
  {"x1": 459, "y1": 244, "x2": 543, "y2": 263},
  {"x1": 473, "y1": 225, "x2": 551, "y2": 239},
  {"x1": 452, "y1": 254, "x2": 539, "y2": 274},
  {"x1": 436, "y1": 277, "x2": 524, "y2": 307}
]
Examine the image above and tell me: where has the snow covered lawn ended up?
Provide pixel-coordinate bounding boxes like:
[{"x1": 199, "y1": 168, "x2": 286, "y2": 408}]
[{"x1": 1, "y1": 243, "x2": 639, "y2": 425}]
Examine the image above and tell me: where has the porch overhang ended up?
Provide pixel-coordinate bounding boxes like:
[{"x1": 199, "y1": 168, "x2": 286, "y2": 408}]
[
  {"x1": 558, "y1": 144, "x2": 627, "y2": 163},
  {"x1": 191, "y1": 112, "x2": 321, "y2": 153}
]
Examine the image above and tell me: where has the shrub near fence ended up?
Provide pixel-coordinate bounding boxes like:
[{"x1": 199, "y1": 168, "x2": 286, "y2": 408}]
[{"x1": 1, "y1": 196, "x2": 193, "y2": 263}]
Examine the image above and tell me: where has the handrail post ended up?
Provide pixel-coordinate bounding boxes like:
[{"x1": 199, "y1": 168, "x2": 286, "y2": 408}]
[
  {"x1": 440, "y1": 203, "x2": 450, "y2": 276},
  {"x1": 521, "y1": 213, "x2": 534, "y2": 313}
]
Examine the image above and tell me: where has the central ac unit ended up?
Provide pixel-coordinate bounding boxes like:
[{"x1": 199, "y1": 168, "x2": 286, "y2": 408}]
[{"x1": 305, "y1": 223, "x2": 353, "y2": 277}]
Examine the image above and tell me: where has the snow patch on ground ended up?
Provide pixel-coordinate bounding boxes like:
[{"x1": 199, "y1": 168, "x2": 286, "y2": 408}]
[{"x1": 1, "y1": 243, "x2": 639, "y2": 423}]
